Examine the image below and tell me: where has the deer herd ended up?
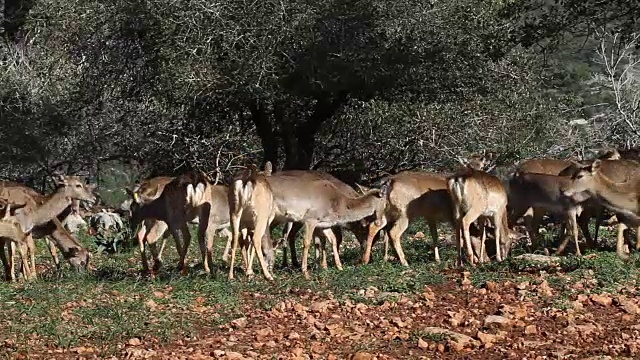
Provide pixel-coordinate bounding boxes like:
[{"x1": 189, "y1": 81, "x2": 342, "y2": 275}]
[{"x1": 1, "y1": 147, "x2": 640, "y2": 283}]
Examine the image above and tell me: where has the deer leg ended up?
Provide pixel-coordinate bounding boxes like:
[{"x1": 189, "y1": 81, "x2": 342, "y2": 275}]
[
  {"x1": 244, "y1": 229, "x2": 255, "y2": 277},
  {"x1": 616, "y1": 222, "x2": 630, "y2": 259},
  {"x1": 196, "y1": 209, "x2": 212, "y2": 274},
  {"x1": 363, "y1": 216, "x2": 388, "y2": 265},
  {"x1": 250, "y1": 212, "x2": 274, "y2": 281},
  {"x1": 148, "y1": 222, "x2": 169, "y2": 272},
  {"x1": 0, "y1": 238, "x2": 8, "y2": 281},
  {"x1": 477, "y1": 219, "x2": 486, "y2": 263},
  {"x1": 577, "y1": 210, "x2": 595, "y2": 250},
  {"x1": 25, "y1": 234, "x2": 36, "y2": 279},
  {"x1": 571, "y1": 209, "x2": 581, "y2": 257},
  {"x1": 301, "y1": 221, "x2": 317, "y2": 278},
  {"x1": 16, "y1": 242, "x2": 31, "y2": 281},
  {"x1": 388, "y1": 216, "x2": 409, "y2": 266},
  {"x1": 178, "y1": 224, "x2": 192, "y2": 275},
  {"x1": 323, "y1": 228, "x2": 343, "y2": 271},
  {"x1": 556, "y1": 210, "x2": 580, "y2": 256},
  {"x1": 492, "y1": 215, "x2": 504, "y2": 262},
  {"x1": 314, "y1": 233, "x2": 326, "y2": 270},
  {"x1": 219, "y1": 228, "x2": 232, "y2": 263},
  {"x1": 287, "y1": 222, "x2": 301, "y2": 269},
  {"x1": 427, "y1": 220, "x2": 441, "y2": 263},
  {"x1": 7, "y1": 241, "x2": 16, "y2": 282},
  {"x1": 137, "y1": 223, "x2": 150, "y2": 273},
  {"x1": 44, "y1": 238, "x2": 60, "y2": 268},
  {"x1": 168, "y1": 226, "x2": 186, "y2": 275},
  {"x1": 461, "y1": 209, "x2": 482, "y2": 266},
  {"x1": 382, "y1": 229, "x2": 390, "y2": 262},
  {"x1": 228, "y1": 208, "x2": 243, "y2": 280}
]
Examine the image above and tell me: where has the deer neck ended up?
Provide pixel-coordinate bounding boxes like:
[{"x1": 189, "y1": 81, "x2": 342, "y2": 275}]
[
  {"x1": 49, "y1": 218, "x2": 85, "y2": 255},
  {"x1": 20, "y1": 190, "x2": 73, "y2": 230},
  {"x1": 0, "y1": 220, "x2": 24, "y2": 243},
  {"x1": 592, "y1": 172, "x2": 640, "y2": 216},
  {"x1": 339, "y1": 192, "x2": 382, "y2": 223}
]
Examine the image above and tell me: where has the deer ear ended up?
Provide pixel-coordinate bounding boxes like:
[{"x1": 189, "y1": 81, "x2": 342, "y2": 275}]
[
  {"x1": 53, "y1": 174, "x2": 66, "y2": 186},
  {"x1": 354, "y1": 183, "x2": 370, "y2": 194},
  {"x1": 263, "y1": 161, "x2": 273, "y2": 176},
  {"x1": 248, "y1": 164, "x2": 259, "y2": 174},
  {"x1": 591, "y1": 159, "x2": 602, "y2": 173}
]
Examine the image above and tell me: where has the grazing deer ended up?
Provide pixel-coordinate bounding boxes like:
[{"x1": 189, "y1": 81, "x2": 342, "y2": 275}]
[
  {"x1": 260, "y1": 166, "x2": 388, "y2": 277},
  {"x1": 448, "y1": 168, "x2": 510, "y2": 265},
  {"x1": 508, "y1": 171, "x2": 592, "y2": 256},
  {"x1": 271, "y1": 170, "x2": 372, "y2": 269},
  {"x1": 513, "y1": 151, "x2": 625, "y2": 252},
  {"x1": 0, "y1": 201, "x2": 30, "y2": 279},
  {"x1": 0, "y1": 176, "x2": 95, "y2": 281},
  {"x1": 228, "y1": 163, "x2": 276, "y2": 281},
  {"x1": 363, "y1": 171, "x2": 455, "y2": 266},
  {"x1": 127, "y1": 176, "x2": 233, "y2": 274},
  {"x1": 130, "y1": 171, "x2": 216, "y2": 275},
  {"x1": 561, "y1": 159, "x2": 640, "y2": 258}
]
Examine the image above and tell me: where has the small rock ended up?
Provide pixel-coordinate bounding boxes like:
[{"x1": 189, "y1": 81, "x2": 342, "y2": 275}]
[
  {"x1": 352, "y1": 351, "x2": 375, "y2": 360},
  {"x1": 127, "y1": 338, "x2": 142, "y2": 346},
  {"x1": 484, "y1": 315, "x2": 512, "y2": 329},
  {"x1": 414, "y1": 231, "x2": 425, "y2": 239},
  {"x1": 421, "y1": 327, "x2": 476, "y2": 350},
  {"x1": 231, "y1": 317, "x2": 248, "y2": 329},
  {"x1": 417, "y1": 338, "x2": 429, "y2": 349},
  {"x1": 288, "y1": 331, "x2": 301, "y2": 340},
  {"x1": 310, "y1": 300, "x2": 331, "y2": 313},
  {"x1": 477, "y1": 331, "x2": 496, "y2": 345},
  {"x1": 590, "y1": 294, "x2": 612, "y2": 306},
  {"x1": 619, "y1": 300, "x2": 639, "y2": 314},
  {"x1": 225, "y1": 351, "x2": 244, "y2": 360},
  {"x1": 213, "y1": 350, "x2": 225, "y2": 357},
  {"x1": 524, "y1": 325, "x2": 537, "y2": 335}
]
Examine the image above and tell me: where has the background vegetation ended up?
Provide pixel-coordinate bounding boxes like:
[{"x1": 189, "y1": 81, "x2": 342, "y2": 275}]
[{"x1": 1, "y1": 0, "x2": 639, "y2": 197}]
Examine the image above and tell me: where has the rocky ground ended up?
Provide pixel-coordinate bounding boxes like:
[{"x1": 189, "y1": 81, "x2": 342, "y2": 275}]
[{"x1": 1, "y1": 233, "x2": 640, "y2": 360}]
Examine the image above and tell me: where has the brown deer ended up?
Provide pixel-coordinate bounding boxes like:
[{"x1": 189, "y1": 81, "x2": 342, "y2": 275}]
[
  {"x1": 0, "y1": 201, "x2": 30, "y2": 279},
  {"x1": 513, "y1": 151, "x2": 624, "y2": 252},
  {"x1": 232, "y1": 162, "x2": 389, "y2": 278},
  {"x1": 130, "y1": 171, "x2": 212, "y2": 275},
  {"x1": 508, "y1": 171, "x2": 592, "y2": 256},
  {"x1": 127, "y1": 176, "x2": 233, "y2": 274},
  {"x1": 228, "y1": 163, "x2": 276, "y2": 281},
  {"x1": 261, "y1": 167, "x2": 388, "y2": 277},
  {"x1": 448, "y1": 168, "x2": 510, "y2": 265},
  {"x1": 362, "y1": 171, "x2": 454, "y2": 266},
  {"x1": 271, "y1": 170, "x2": 372, "y2": 269},
  {"x1": 0, "y1": 176, "x2": 95, "y2": 281},
  {"x1": 561, "y1": 159, "x2": 640, "y2": 258}
]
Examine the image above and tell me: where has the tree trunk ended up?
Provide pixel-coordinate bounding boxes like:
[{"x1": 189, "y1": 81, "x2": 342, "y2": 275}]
[
  {"x1": 283, "y1": 94, "x2": 347, "y2": 170},
  {"x1": 250, "y1": 100, "x2": 279, "y2": 169}
]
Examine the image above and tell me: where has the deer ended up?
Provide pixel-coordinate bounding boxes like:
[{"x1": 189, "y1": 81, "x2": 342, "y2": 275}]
[
  {"x1": 228, "y1": 163, "x2": 277, "y2": 281},
  {"x1": 0, "y1": 176, "x2": 96, "y2": 281},
  {"x1": 0, "y1": 201, "x2": 31, "y2": 279},
  {"x1": 232, "y1": 162, "x2": 389, "y2": 279},
  {"x1": 513, "y1": 151, "x2": 626, "y2": 252},
  {"x1": 126, "y1": 176, "x2": 233, "y2": 274},
  {"x1": 270, "y1": 170, "x2": 373, "y2": 270},
  {"x1": 508, "y1": 171, "x2": 594, "y2": 256},
  {"x1": 361, "y1": 152, "x2": 501, "y2": 267},
  {"x1": 362, "y1": 171, "x2": 453, "y2": 266},
  {"x1": 129, "y1": 171, "x2": 213, "y2": 275},
  {"x1": 447, "y1": 167, "x2": 510, "y2": 266},
  {"x1": 561, "y1": 159, "x2": 640, "y2": 259}
]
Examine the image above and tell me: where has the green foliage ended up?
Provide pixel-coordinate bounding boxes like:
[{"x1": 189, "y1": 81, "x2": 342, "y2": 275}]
[{"x1": 1, "y1": 0, "x2": 638, "y2": 185}]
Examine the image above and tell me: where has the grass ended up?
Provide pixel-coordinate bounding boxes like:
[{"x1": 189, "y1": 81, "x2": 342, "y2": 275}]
[{"x1": 1, "y1": 219, "x2": 640, "y2": 355}]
